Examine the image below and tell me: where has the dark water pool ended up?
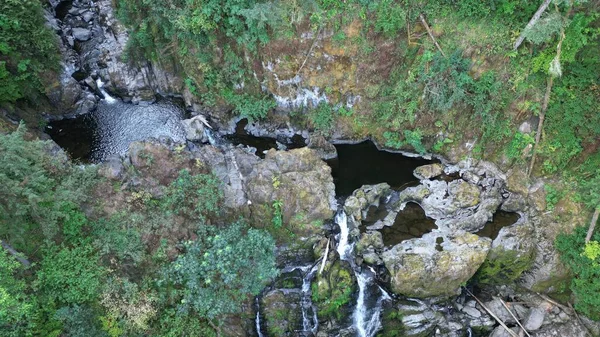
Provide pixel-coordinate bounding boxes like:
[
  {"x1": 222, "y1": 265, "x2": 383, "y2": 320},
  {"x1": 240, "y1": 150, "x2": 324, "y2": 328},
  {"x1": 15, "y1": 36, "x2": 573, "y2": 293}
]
[
  {"x1": 224, "y1": 119, "x2": 306, "y2": 158},
  {"x1": 46, "y1": 99, "x2": 186, "y2": 162},
  {"x1": 475, "y1": 211, "x2": 521, "y2": 240},
  {"x1": 327, "y1": 141, "x2": 436, "y2": 197}
]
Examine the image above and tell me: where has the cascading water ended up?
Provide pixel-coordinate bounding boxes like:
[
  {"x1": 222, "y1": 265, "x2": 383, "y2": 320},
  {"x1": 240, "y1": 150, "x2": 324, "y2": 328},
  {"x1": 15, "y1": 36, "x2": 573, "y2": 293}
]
[
  {"x1": 335, "y1": 210, "x2": 390, "y2": 337},
  {"x1": 255, "y1": 297, "x2": 264, "y2": 337},
  {"x1": 301, "y1": 264, "x2": 319, "y2": 335},
  {"x1": 96, "y1": 78, "x2": 117, "y2": 103}
]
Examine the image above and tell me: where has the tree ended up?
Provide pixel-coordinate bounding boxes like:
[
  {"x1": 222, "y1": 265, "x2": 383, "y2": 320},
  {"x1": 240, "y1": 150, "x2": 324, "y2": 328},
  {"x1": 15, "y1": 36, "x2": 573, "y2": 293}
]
[
  {"x1": 0, "y1": 249, "x2": 33, "y2": 336},
  {"x1": 161, "y1": 221, "x2": 278, "y2": 320}
]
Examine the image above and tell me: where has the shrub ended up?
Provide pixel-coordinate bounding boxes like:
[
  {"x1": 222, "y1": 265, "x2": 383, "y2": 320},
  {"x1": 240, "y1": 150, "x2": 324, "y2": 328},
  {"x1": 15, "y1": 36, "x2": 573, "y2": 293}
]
[
  {"x1": 556, "y1": 226, "x2": 600, "y2": 320},
  {"x1": 161, "y1": 221, "x2": 278, "y2": 320},
  {"x1": 162, "y1": 169, "x2": 223, "y2": 221},
  {"x1": 35, "y1": 243, "x2": 105, "y2": 305}
]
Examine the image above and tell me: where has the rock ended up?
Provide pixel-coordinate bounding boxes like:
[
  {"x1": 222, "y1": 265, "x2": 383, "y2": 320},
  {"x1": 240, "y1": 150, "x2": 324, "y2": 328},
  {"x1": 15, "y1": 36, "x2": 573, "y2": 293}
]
[
  {"x1": 71, "y1": 27, "x2": 92, "y2": 41},
  {"x1": 312, "y1": 259, "x2": 356, "y2": 320},
  {"x1": 261, "y1": 289, "x2": 302, "y2": 336},
  {"x1": 528, "y1": 181, "x2": 547, "y2": 211},
  {"x1": 181, "y1": 115, "x2": 208, "y2": 142},
  {"x1": 506, "y1": 169, "x2": 529, "y2": 195},
  {"x1": 501, "y1": 193, "x2": 527, "y2": 212},
  {"x1": 519, "y1": 121, "x2": 533, "y2": 134},
  {"x1": 482, "y1": 298, "x2": 519, "y2": 324},
  {"x1": 307, "y1": 134, "x2": 337, "y2": 160},
  {"x1": 462, "y1": 306, "x2": 481, "y2": 318},
  {"x1": 98, "y1": 155, "x2": 124, "y2": 180},
  {"x1": 476, "y1": 219, "x2": 536, "y2": 285},
  {"x1": 524, "y1": 307, "x2": 546, "y2": 331},
  {"x1": 356, "y1": 231, "x2": 384, "y2": 252},
  {"x1": 382, "y1": 231, "x2": 491, "y2": 297},
  {"x1": 245, "y1": 148, "x2": 337, "y2": 236},
  {"x1": 447, "y1": 180, "x2": 481, "y2": 208},
  {"x1": 413, "y1": 163, "x2": 444, "y2": 180},
  {"x1": 490, "y1": 326, "x2": 521, "y2": 337},
  {"x1": 531, "y1": 321, "x2": 589, "y2": 337},
  {"x1": 47, "y1": 74, "x2": 82, "y2": 111}
]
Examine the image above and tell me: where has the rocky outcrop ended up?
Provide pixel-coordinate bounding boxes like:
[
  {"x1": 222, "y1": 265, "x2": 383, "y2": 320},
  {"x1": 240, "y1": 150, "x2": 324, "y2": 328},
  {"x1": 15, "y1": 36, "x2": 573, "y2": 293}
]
[
  {"x1": 261, "y1": 289, "x2": 303, "y2": 336},
  {"x1": 382, "y1": 231, "x2": 491, "y2": 297},
  {"x1": 245, "y1": 147, "x2": 336, "y2": 235}
]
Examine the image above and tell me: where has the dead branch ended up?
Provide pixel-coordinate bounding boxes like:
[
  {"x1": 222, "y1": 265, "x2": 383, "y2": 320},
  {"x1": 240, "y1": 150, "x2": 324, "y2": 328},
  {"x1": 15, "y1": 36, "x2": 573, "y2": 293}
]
[
  {"x1": 319, "y1": 237, "x2": 330, "y2": 275},
  {"x1": 496, "y1": 297, "x2": 531, "y2": 337},
  {"x1": 419, "y1": 14, "x2": 445, "y2": 57},
  {"x1": 0, "y1": 240, "x2": 31, "y2": 267},
  {"x1": 464, "y1": 288, "x2": 518, "y2": 337},
  {"x1": 514, "y1": 0, "x2": 553, "y2": 50},
  {"x1": 296, "y1": 27, "x2": 322, "y2": 77},
  {"x1": 585, "y1": 208, "x2": 600, "y2": 243}
]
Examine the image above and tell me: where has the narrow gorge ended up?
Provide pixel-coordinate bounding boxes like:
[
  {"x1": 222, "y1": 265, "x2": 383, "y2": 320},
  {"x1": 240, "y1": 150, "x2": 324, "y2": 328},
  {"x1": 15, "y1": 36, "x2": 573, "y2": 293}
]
[{"x1": 1, "y1": 1, "x2": 599, "y2": 337}]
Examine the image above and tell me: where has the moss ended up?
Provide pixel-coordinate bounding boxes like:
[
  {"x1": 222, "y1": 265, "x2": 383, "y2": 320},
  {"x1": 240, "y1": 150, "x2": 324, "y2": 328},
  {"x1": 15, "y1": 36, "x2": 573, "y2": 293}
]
[
  {"x1": 474, "y1": 249, "x2": 534, "y2": 285},
  {"x1": 312, "y1": 260, "x2": 355, "y2": 320},
  {"x1": 377, "y1": 309, "x2": 405, "y2": 337}
]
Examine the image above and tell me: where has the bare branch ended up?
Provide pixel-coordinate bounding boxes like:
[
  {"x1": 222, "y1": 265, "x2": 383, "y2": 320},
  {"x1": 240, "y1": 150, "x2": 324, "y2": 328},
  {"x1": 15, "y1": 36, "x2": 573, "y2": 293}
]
[
  {"x1": 585, "y1": 208, "x2": 600, "y2": 243},
  {"x1": 419, "y1": 14, "x2": 445, "y2": 57},
  {"x1": 0, "y1": 240, "x2": 31, "y2": 267},
  {"x1": 514, "y1": 0, "x2": 553, "y2": 50}
]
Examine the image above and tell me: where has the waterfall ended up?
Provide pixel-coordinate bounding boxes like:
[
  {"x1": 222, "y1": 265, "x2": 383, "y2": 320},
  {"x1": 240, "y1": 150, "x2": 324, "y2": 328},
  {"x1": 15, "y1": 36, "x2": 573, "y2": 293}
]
[
  {"x1": 255, "y1": 297, "x2": 264, "y2": 337},
  {"x1": 96, "y1": 78, "x2": 117, "y2": 103},
  {"x1": 336, "y1": 211, "x2": 352, "y2": 261},
  {"x1": 302, "y1": 264, "x2": 319, "y2": 334},
  {"x1": 334, "y1": 210, "x2": 389, "y2": 337}
]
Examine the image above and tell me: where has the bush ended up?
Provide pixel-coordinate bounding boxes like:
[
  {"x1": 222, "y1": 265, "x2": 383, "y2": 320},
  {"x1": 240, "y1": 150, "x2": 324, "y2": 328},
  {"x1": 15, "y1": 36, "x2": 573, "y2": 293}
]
[
  {"x1": 556, "y1": 226, "x2": 600, "y2": 320},
  {"x1": 0, "y1": 0, "x2": 60, "y2": 103},
  {"x1": 161, "y1": 221, "x2": 278, "y2": 320},
  {"x1": 162, "y1": 169, "x2": 223, "y2": 221},
  {"x1": 35, "y1": 243, "x2": 105, "y2": 305}
]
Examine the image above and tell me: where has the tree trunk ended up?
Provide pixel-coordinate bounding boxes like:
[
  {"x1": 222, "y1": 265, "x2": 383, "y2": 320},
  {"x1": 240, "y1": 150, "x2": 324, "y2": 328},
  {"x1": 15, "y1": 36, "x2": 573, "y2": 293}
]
[
  {"x1": 419, "y1": 14, "x2": 445, "y2": 57},
  {"x1": 0, "y1": 240, "x2": 31, "y2": 267},
  {"x1": 527, "y1": 75, "x2": 553, "y2": 177},
  {"x1": 585, "y1": 208, "x2": 600, "y2": 243},
  {"x1": 514, "y1": 0, "x2": 553, "y2": 50}
]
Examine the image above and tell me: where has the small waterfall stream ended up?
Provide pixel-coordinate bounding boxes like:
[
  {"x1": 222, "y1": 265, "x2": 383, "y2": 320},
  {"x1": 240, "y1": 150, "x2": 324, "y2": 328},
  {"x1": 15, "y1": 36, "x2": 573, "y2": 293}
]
[
  {"x1": 96, "y1": 78, "x2": 117, "y2": 104},
  {"x1": 335, "y1": 210, "x2": 390, "y2": 337}
]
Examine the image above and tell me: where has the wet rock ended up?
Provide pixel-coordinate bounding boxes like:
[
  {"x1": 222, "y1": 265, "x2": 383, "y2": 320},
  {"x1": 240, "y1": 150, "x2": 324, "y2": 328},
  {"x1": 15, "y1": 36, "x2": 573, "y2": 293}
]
[
  {"x1": 343, "y1": 183, "x2": 391, "y2": 220},
  {"x1": 413, "y1": 163, "x2": 444, "y2": 180},
  {"x1": 312, "y1": 259, "x2": 356, "y2": 320},
  {"x1": 72, "y1": 27, "x2": 91, "y2": 41},
  {"x1": 382, "y1": 231, "x2": 491, "y2": 297},
  {"x1": 261, "y1": 289, "x2": 302, "y2": 336},
  {"x1": 501, "y1": 193, "x2": 527, "y2": 212},
  {"x1": 181, "y1": 115, "x2": 208, "y2": 142}
]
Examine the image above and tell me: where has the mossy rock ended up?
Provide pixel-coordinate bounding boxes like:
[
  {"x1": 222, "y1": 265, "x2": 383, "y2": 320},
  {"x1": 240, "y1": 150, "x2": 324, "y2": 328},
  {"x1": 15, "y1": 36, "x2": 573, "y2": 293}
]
[
  {"x1": 312, "y1": 259, "x2": 356, "y2": 320},
  {"x1": 474, "y1": 248, "x2": 535, "y2": 285}
]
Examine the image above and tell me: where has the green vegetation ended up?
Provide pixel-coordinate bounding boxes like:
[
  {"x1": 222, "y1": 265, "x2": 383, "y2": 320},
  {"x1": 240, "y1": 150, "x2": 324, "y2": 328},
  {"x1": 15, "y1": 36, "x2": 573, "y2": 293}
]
[
  {"x1": 0, "y1": 0, "x2": 59, "y2": 104},
  {"x1": 475, "y1": 250, "x2": 535, "y2": 286},
  {"x1": 162, "y1": 221, "x2": 278, "y2": 319},
  {"x1": 0, "y1": 126, "x2": 279, "y2": 335},
  {"x1": 556, "y1": 226, "x2": 600, "y2": 320}
]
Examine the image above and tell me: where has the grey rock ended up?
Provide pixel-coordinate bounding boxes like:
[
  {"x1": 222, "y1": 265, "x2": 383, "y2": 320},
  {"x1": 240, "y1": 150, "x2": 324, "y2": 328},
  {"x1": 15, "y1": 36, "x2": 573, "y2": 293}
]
[
  {"x1": 413, "y1": 163, "x2": 444, "y2": 180},
  {"x1": 519, "y1": 121, "x2": 533, "y2": 134},
  {"x1": 382, "y1": 231, "x2": 491, "y2": 297},
  {"x1": 462, "y1": 306, "x2": 481, "y2": 318},
  {"x1": 490, "y1": 326, "x2": 520, "y2": 337},
  {"x1": 307, "y1": 134, "x2": 337, "y2": 160},
  {"x1": 524, "y1": 307, "x2": 546, "y2": 331},
  {"x1": 72, "y1": 27, "x2": 92, "y2": 41},
  {"x1": 98, "y1": 156, "x2": 124, "y2": 180},
  {"x1": 181, "y1": 115, "x2": 208, "y2": 142}
]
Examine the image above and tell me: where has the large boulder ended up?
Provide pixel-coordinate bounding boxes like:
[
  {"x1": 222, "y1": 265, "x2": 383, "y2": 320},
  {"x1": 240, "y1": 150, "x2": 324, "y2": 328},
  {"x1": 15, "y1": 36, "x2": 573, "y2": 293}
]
[
  {"x1": 261, "y1": 289, "x2": 303, "y2": 336},
  {"x1": 382, "y1": 231, "x2": 491, "y2": 297},
  {"x1": 245, "y1": 148, "x2": 336, "y2": 235}
]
